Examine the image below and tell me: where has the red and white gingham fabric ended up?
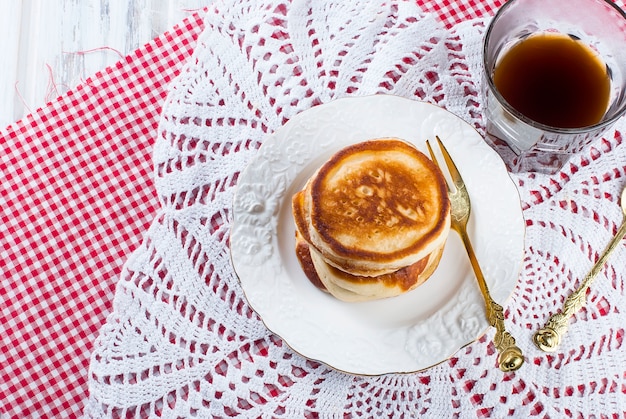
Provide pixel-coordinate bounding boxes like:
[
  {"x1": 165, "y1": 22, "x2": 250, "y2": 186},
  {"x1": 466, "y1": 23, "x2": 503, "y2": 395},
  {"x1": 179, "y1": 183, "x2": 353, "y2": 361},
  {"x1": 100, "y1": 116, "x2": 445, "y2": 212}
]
[
  {"x1": 1, "y1": 11, "x2": 206, "y2": 418},
  {"x1": 0, "y1": 1, "x2": 564, "y2": 417}
]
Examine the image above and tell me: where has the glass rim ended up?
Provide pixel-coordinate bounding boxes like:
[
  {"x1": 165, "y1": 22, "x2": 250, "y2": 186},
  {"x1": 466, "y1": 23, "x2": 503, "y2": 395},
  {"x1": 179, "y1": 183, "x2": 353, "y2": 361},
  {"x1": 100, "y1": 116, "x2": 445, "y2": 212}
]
[{"x1": 482, "y1": 0, "x2": 626, "y2": 135}]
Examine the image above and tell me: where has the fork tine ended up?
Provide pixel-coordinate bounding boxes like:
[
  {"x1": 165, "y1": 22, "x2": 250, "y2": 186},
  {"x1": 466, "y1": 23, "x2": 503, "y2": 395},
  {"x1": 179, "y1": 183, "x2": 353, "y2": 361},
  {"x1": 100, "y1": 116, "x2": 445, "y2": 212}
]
[
  {"x1": 426, "y1": 139, "x2": 451, "y2": 193},
  {"x1": 425, "y1": 140, "x2": 439, "y2": 169},
  {"x1": 435, "y1": 135, "x2": 464, "y2": 190}
]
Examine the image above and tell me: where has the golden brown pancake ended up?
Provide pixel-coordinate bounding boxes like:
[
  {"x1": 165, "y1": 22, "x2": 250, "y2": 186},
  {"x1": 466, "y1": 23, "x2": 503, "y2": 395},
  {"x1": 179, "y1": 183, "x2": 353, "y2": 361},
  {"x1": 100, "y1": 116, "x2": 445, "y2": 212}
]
[
  {"x1": 292, "y1": 138, "x2": 451, "y2": 302},
  {"x1": 298, "y1": 138, "x2": 450, "y2": 276},
  {"x1": 295, "y1": 229, "x2": 328, "y2": 292},
  {"x1": 295, "y1": 230, "x2": 445, "y2": 302}
]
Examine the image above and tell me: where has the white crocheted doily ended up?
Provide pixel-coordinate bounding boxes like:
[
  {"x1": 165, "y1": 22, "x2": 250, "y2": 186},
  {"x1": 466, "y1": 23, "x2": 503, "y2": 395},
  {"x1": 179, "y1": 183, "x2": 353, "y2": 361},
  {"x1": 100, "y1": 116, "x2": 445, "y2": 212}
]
[{"x1": 85, "y1": 0, "x2": 626, "y2": 417}]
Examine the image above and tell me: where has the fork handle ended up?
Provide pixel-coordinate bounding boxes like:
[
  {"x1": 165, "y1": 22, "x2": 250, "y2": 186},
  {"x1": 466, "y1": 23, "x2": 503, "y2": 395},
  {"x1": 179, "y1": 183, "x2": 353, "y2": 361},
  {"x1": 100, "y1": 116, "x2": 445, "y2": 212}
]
[{"x1": 460, "y1": 231, "x2": 525, "y2": 372}]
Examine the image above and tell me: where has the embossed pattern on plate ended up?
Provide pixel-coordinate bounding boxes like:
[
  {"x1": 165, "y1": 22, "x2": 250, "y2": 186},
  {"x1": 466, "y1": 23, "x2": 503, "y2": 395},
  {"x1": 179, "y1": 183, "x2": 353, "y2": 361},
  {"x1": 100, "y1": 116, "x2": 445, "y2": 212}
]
[{"x1": 230, "y1": 95, "x2": 524, "y2": 375}]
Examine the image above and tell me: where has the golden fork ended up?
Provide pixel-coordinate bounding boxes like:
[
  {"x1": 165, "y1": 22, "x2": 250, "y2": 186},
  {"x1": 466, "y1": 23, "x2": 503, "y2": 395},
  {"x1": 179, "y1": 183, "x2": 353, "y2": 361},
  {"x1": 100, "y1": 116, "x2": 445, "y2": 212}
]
[
  {"x1": 427, "y1": 136, "x2": 524, "y2": 372},
  {"x1": 533, "y1": 185, "x2": 626, "y2": 352}
]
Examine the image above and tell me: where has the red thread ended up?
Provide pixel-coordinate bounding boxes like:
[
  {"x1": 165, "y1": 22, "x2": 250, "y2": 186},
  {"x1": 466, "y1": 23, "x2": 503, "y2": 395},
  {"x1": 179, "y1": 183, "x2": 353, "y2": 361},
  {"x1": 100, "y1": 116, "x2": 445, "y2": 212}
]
[
  {"x1": 64, "y1": 46, "x2": 125, "y2": 60},
  {"x1": 14, "y1": 81, "x2": 33, "y2": 115},
  {"x1": 180, "y1": 7, "x2": 208, "y2": 13},
  {"x1": 45, "y1": 64, "x2": 61, "y2": 103}
]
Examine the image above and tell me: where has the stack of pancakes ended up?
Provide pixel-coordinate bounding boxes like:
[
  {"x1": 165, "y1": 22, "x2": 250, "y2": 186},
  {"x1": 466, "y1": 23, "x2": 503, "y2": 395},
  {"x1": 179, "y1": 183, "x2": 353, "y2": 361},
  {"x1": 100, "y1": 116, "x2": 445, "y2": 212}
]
[{"x1": 292, "y1": 138, "x2": 451, "y2": 302}]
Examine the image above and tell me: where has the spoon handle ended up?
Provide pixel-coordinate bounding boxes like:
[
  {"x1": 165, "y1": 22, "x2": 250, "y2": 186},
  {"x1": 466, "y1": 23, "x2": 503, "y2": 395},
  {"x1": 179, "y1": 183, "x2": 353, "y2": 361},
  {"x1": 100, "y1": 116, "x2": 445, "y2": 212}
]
[{"x1": 534, "y1": 217, "x2": 626, "y2": 352}]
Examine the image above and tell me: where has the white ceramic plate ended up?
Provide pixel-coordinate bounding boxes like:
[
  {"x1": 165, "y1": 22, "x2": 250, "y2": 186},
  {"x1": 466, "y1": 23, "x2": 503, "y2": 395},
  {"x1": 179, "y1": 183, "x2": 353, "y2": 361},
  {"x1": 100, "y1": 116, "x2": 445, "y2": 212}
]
[{"x1": 230, "y1": 95, "x2": 524, "y2": 375}]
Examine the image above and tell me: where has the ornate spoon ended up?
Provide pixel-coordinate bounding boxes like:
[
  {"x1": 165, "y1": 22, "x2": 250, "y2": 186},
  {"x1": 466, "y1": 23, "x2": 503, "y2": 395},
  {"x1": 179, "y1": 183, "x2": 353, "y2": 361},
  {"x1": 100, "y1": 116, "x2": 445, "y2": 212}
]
[{"x1": 534, "y1": 185, "x2": 626, "y2": 352}]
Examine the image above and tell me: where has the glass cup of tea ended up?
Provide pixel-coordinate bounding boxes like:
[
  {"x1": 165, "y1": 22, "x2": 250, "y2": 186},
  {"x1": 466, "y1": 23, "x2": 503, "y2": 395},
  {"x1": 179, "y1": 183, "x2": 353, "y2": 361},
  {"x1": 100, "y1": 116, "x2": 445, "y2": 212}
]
[{"x1": 482, "y1": 0, "x2": 626, "y2": 174}]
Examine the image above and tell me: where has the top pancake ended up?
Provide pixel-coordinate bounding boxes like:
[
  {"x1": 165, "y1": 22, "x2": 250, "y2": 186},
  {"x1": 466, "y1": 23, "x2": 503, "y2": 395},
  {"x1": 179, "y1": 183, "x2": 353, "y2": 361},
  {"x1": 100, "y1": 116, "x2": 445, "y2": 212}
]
[{"x1": 300, "y1": 138, "x2": 450, "y2": 275}]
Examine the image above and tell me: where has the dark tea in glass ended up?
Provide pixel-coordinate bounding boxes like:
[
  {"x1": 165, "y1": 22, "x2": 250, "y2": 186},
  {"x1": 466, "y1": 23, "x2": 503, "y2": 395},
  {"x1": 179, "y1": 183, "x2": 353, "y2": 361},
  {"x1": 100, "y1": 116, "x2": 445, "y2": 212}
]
[
  {"x1": 482, "y1": 0, "x2": 626, "y2": 174},
  {"x1": 493, "y1": 33, "x2": 610, "y2": 129}
]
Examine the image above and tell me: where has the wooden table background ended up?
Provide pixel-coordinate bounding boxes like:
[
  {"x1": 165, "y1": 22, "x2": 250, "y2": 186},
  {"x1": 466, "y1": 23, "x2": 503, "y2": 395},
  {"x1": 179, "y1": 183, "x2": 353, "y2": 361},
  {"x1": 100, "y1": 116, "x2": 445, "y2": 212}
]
[{"x1": 0, "y1": 1, "x2": 209, "y2": 128}]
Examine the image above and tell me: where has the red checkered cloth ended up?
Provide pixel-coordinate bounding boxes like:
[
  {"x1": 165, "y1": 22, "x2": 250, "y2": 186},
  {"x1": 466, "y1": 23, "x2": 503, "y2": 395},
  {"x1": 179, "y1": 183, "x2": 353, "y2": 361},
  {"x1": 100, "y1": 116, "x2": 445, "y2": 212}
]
[
  {"x1": 1, "y1": 11, "x2": 206, "y2": 418},
  {"x1": 421, "y1": 0, "x2": 504, "y2": 28}
]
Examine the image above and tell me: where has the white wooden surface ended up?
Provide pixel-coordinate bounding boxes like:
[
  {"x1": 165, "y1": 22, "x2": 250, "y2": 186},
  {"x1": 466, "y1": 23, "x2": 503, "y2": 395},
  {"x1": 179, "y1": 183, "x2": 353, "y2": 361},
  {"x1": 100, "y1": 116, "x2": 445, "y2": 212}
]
[{"x1": 0, "y1": 1, "x2": 209, "y2": 129}]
